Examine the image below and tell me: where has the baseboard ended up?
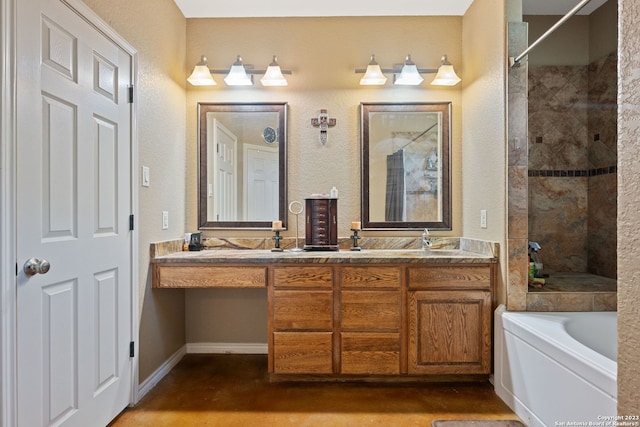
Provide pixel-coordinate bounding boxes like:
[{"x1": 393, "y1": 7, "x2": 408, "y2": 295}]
[
  {"x1": 186, "y1": 342, "x2": 268, "y2": 354},
  {"x1": 137, "y1": 344, "x2": 186, "y2": 401}
]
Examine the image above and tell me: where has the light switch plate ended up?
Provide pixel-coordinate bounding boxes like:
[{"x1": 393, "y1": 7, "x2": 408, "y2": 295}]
[
  {"x1": 480, "y1": 209, "x2": 487, "y2": 228},
  {"x1": 162, "y1": 211, "x2": 169, "y2": 230},
  {"x1": 142, "y1": 166, "x2": 150, "y2": 187}
]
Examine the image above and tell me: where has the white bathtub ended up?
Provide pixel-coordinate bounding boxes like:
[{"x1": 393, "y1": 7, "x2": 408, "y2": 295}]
[{"x1": 494, "y1": 305, "x2": 617, "y2": 427}]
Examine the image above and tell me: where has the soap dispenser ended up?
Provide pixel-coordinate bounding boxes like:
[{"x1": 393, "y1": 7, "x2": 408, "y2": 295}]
[{"x1": 330, "y1": 186, "x2": 338, "y2": 198}]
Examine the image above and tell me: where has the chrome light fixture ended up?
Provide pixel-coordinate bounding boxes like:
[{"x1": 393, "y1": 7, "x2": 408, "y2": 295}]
[
  {"x1": 431, "y1": 55, "x2": 462, "y2": 86},
  {"x1": 187, "y1": 55, "x2": 217, "y2": 86},
  {"x1": 187, "y1": 54, "x2": 292, "y2": 88},
  {"x1": 359, "y1": 54, "x2": 387, "y2": 85},
  {"x1": 355, "y1": 53, "x2": 461, "y2": 87},
  {"x1": 260, "y1": 56, "x2": 288, "y2": 86},
  {"x1": 224, "y1": 55, "x2": 253, "y2": 86}
]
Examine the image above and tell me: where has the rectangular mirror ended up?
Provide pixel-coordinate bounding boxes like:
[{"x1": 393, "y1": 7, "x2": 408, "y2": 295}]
[
  {"x1": 198, "y1": 102, "x2": 288, "y2": 229},
  {"x1": 361, "y1": 102, "x2": 451, "y2": 230}
]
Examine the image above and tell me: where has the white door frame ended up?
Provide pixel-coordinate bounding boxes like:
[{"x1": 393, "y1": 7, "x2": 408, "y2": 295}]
[{"x1": 0, "y1": 1, "x2": 139, "y2": 425}]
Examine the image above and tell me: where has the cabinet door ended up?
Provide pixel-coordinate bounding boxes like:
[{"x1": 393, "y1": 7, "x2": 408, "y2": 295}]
[{"x1": 408, "y1": 290, "x2": 491, "y2": 375}]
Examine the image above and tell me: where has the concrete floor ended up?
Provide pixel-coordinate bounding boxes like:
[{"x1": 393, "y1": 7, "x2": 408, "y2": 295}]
[{"x1": 109, "y1": 354, "x2": 522, "y2": 427}]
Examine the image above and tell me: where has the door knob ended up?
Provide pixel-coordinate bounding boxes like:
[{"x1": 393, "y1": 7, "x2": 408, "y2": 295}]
[{"x1": 23, "y1": 258, "x2": 50, "y2": 276}]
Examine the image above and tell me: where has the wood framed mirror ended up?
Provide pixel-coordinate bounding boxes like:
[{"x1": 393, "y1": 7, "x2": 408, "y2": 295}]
[
  {"x1": 198, "y1": 102, "x2": 288, "y2": 229},
  {"x1": 361, "y1": 102, "x2": 451, "y2": 230}
]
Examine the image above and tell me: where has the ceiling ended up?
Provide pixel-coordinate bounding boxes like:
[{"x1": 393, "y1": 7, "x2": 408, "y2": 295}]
[{"x1": 173, "y1": 0, "x2": 608, "y2": 18}]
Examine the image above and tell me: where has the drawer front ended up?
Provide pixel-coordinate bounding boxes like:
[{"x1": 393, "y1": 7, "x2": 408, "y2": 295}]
[
  {"x1": 341, "y1": 267, "x2": 401, "y2": 289},
  {"x1": 273, "y1": 290, "x2": 333, "y2": 330},
  {"x1": 273, "y1": 332, "x2": 333, "y2": 374},
  {"x1": 272, "y1": 266, "x2": 333, "y2": 289},
  {"x1": 408, "y1": 265, "x2": 491, "y2": 290},
  {"x1": 154, "y1": 265, "x2": 267, "y2": 288},
  {"x1": 340, "y1": 333, "x2": 400, "y2": 375},
  {"x1": 341, "y1": 290, "x2": 400, "y2": 331}
]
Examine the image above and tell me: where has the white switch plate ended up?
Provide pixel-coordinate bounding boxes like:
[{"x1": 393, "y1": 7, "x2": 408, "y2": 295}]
[
  {"x1": 480, "y1": 209, "x2": 487, "y2": 228},
  {"x1": 162, "y1": 211, "x2": 169, "y2": 230},
  {"x1": 142, "y1": 166, "x2": 150, "y2": 187}
]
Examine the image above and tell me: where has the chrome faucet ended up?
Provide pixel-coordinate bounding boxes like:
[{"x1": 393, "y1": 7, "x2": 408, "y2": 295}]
[{"x1": 422, "y1": 228, "x2": 432, "y2": 250}]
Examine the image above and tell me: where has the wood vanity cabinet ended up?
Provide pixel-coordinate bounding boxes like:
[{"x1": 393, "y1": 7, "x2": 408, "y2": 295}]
[
  {"x1": 407, "y1": 265, "x2": 493, "y2": 375},
  {"x1": 270, "y1": 266, "x2": 334, "y2": 374},
  {"x1": 339, "y1": 267, "x2": 402, "y2": 375}
]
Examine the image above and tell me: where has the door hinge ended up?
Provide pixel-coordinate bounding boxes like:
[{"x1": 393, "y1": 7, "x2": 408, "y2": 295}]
[
  {"x1": 129, "y1": 214, "x2": 134, "y2": 231},
  {"x1": 130, "y1": 341, "x2": 135, "y2": 357},
  {"x1": 16, "y1": 262, "x2": 18, "y2": 276},
  {"x1": 128, "y1": 86, "x2": 134, "y2": 104}
]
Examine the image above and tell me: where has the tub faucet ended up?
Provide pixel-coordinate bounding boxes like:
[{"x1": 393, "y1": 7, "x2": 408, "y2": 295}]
[{"x1": 422, "y1": 229, "x2": 432, "y2": 251}]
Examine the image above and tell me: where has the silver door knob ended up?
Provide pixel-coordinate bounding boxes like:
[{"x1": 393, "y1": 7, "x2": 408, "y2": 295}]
[{"x1": 23, "y1": 258, "x2": 50, "y2": 276}]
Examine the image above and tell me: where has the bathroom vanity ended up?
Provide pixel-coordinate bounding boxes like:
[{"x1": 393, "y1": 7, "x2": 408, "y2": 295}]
[{"x1": 152, "y1": 244, "x2": 497, "y2": 381}]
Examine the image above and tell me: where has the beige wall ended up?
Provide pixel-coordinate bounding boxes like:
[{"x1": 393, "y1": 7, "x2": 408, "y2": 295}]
[
  {"x1": 184, "y1": 16, "x2": 465, "y2": 343},
  {"x1": 82, "y1": 0, "x2": 188, "y2": 382},
  {"x1": 617, "y1": 0, "x2": 640, "y2": 415},
  {"x1": 186, "y1": 16, "x2": 463, "y2": 237},
  {"x1": 461, "y1": 0, "x2": 508, "y2": 305},
  {"x1": 524, "y1": 0, "x2": 617, "y2": 66}
]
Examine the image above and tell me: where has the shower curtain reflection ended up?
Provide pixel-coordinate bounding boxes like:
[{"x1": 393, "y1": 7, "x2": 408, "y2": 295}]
[{"x1": 385, "y1": 150, "x2": 405, "y2": 221}]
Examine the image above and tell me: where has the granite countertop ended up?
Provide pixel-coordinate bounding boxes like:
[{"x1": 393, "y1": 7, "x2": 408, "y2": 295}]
[{"x1": 151, "y1": 248, "x2": 497, "y2": 265}]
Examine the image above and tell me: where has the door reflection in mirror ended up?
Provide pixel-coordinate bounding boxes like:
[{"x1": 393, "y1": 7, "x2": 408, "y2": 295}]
[{"x1": 198, "y1": 103, "x2": 287, "y2": 229}]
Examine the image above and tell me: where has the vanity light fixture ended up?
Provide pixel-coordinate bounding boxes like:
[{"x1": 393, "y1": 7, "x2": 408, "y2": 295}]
[
  {"x1": 260, "y1": 56, "x2": 288, "y2": 86},
  {"x1": 394, "y1": 55, "x2": 424, "y2": 85},
  {"x1": 224, "y1": 55, "x2": 253, "y2": 86},
  {"x1": 354, "y1": 53, "x2": 461, "y2": 87},
  {"x1": 187, "y1": 54, "x2": 292, "y2": 87},
  {"x1": 431, "y1": 55, "x2": 462, "y2": 86},
  {"x1": 187, "y1": 55, "x2": 217, "y2": 86},
  {"x1": 359, "y1": 54, "x2": 387, "y2": 85}
]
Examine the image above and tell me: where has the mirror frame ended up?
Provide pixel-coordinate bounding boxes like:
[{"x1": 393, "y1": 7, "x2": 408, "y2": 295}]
[
  {"x1": 198, "y1": 102, "x2": 288, "y2": 229},
  {"x1": 360, "y1": 102, "x2": 452, "y2": 230}
]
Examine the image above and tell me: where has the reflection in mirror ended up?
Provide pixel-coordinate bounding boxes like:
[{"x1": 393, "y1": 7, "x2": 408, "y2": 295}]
[
  {"x1": 361, "y1": 102, "x2": 451, "y2": 230},
  {"x1": 198, "y1": 103, "x2": 288, "y2": 229}
]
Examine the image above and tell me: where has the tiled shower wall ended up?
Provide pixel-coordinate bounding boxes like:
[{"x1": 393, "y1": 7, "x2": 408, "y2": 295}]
[{"x1": 528, "y1": 52, "x2": 617, "y2": 278}]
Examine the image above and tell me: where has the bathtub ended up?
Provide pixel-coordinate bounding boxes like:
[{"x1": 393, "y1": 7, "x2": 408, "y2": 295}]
[{"x1": 494, "y1": 305, "x2": 617, "y2": 427}]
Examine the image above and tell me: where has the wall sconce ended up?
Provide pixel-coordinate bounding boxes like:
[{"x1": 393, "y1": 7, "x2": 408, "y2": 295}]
[
  {"x1": 355, "y1": 54, "x2": 461, "y2": 86},
  {"x1": 187, "y1": 54, "x2": 292, "y2": 87}
]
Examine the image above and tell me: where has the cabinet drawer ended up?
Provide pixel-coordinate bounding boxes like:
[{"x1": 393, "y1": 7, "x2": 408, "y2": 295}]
[
  {"x1": 341, "y1": 290, "x2": 400, "y2": 331},
  {"x1": 153, "y1": 265, "x2": 267, "y2": 288},
  {"x1": 408, "y1": 266, "x2": 491, "y2": 290},
  {"x1": 341, "y1": 267, "x2": 401, "y2": 289},
  {"x1": 273, "y1": 290, "x2": 332, "y2": 330},
  {"x1": 273, "y1": 266, "x2": 333, "y2": 289},
  {"x1": 273, "y1": 332, "x2": 333, "y2": 374},
  {"x1": 340, "y1": 333, "x2": 400, "y2": 375}
]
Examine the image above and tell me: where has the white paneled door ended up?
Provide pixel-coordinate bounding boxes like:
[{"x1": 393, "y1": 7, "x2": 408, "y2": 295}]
[{"x1": 16, "y1": 1, "x2": 134, "y2": 426}]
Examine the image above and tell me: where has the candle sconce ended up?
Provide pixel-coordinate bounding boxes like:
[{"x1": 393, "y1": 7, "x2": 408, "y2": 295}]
[
  {"x1": 271, "y1": 229, "x2": 284, "y2": 252},
  {"x1": 350, "y1": 227, "x2": 362, "y2": 251}
]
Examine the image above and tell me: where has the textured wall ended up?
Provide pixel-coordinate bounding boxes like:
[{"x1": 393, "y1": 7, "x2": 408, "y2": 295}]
[
  {"x1": 184, "y1": 16, "x2": 466, "y2": 343},
  {"x1": 618, "y1": 0, "x2": 640, "y2": 415},
  {"x1": 81, "y1": 0, "x2": 188, "y2": 382},
  {"x1": 461, "y1": 0, "x2": 508, "y2": 304}
]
